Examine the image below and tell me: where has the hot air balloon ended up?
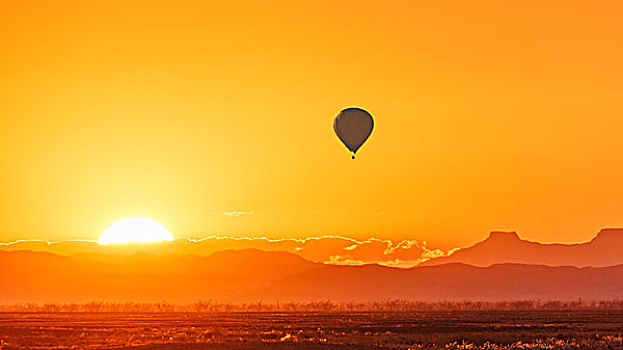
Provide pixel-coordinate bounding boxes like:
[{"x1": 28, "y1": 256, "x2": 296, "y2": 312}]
[{"x1": 333, "y1": 107, "x2": 374, "y2": 159}]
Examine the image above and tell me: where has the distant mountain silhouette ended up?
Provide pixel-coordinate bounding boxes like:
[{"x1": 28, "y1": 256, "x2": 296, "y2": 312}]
[
  {"x1": 0, "y1": 249, "x2": 316, "y2": 303},
  {"x1": 0, "y1": 236, "x2": 434, "y2": 267},
  {"x1": 421, "y1": 229, "x2": 623, "y2": 267},
  {"x1": 4, "y1": 248, "x2": 623, "y2": 303},
  {"x1": 245, "y1": 262, "x2": 623, "y2": 301},
  {"x1": 5, "y1": 229, "x2": 623, "y2": 268}
]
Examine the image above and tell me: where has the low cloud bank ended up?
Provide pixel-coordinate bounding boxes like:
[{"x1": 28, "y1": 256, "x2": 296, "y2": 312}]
[{"x1": 0, "y1": 235, "x2": 452, "y2": 267}]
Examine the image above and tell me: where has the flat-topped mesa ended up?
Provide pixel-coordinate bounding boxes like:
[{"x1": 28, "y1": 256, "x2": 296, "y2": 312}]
[
  {"x1": 486, "y1": 231, "x2": 520, "y2": 241},
  {"x1": 591, "y1": 228, "x2": 623, "y2": 244}
]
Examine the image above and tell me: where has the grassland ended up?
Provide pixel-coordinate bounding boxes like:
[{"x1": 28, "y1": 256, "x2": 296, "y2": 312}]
[{"x1": 2, "y1": 308, "x2": 623, "y2": 349}]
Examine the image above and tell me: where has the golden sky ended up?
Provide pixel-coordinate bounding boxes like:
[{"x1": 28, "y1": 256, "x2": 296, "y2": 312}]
[{"x1": 1, "y1": 0, "x2": 623, "y2": 248}]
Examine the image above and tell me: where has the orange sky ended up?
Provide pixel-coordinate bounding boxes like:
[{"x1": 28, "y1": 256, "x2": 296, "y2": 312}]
[{"x1": 1, "y1": 0, "x2": 623, "y2": 249}]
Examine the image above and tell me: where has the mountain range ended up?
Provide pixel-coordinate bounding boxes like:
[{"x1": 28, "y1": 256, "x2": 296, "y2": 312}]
[
  {"x1": 3, "y1": 241, "x2": 623, "y2": 303},
  {"x1": 3, "y1": 228, "x2": 623, "y2": 268},
  {"x1": 1, "y1": 249, "x2": 318, "y2": 303},
  {"x1": 4, "y1": 229, "x2": 623, "y2": 303},
  {"x1": 422, "y1": 228, "x2": 623, "y2": 267}
]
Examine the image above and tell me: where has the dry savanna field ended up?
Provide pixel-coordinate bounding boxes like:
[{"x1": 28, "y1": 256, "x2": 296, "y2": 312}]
[{"x1": 2, "y1": 304, "x2": 623, "y2": 349}]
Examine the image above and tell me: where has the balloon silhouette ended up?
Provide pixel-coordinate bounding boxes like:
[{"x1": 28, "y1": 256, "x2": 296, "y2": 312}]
[{"x1": 333, "y1": 107, "x2": 374, "y2": 159}]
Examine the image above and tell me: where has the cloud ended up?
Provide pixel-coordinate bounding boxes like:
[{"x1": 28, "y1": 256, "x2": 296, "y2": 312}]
[
  {"x1": 181, "y1": 236, "x2": 452, "y2": 267},
  {"x1": 314, "y1": 238, "x2": 446, "y2": 267},
  {"x1": 326, "y1": 255, "x2": 367, "y2": 266},
  {"x1": 0, "y1": 234, "x2": 454, "y2": 268},
  {"x1": 223, "y1": 210, "x2": 254, "y2": 217}
]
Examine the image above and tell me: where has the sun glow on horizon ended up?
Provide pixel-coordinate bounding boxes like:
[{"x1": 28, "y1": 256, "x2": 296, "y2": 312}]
[{"x1": 98, "y1": 217, "x2": 174, "y2": 245}]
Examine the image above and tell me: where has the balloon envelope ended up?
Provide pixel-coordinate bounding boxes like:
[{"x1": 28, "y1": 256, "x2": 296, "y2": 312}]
[{"x1": 333, "y1": 108, "x2": 374, "y2": 155}]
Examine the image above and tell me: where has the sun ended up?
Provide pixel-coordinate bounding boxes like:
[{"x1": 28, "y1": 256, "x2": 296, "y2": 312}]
[{"x1": 98, "y1": 217, "x2": 174, "y2": 244}]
